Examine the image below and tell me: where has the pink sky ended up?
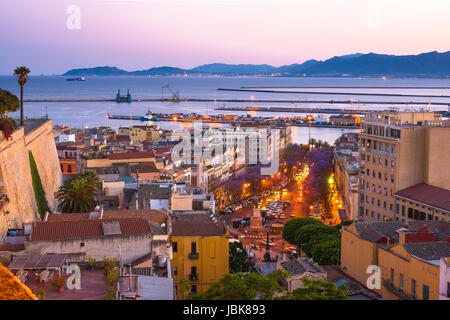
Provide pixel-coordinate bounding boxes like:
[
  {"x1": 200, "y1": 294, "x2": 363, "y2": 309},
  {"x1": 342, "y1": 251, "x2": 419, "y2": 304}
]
[{"x1": 0, "y1": 0, "x2": 449, "y2": 74}]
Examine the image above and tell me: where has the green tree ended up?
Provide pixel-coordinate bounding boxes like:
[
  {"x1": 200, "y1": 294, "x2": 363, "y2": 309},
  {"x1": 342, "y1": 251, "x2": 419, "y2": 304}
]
[
  {"x1": 310, "y1": 237, "x2": 341, "y2": 265},
  {"x1": 57, "y1": 177, "x2": 97, "y2": 213},
  {"x1": 188, "y1": 271, "x2": 286, "y2": 300},
  {"x1": 177, "y1": 278, "x2": 191, "y2": 299},
  {"x1": 278, "y1": 278, "x2": 350, "y2": 300},
  {"x1": 282, "y1": 218, "x2": 323, "y2": 245},
  {"x1": 229, "y1": 242, "x2": 250, "y2": 273},
  {"x1": 13, "y1": 66, "x2": 30, "y2": 126},
  {"x1": 28, "y1": 151, "x2": 48, "y2": 219},
  {"x1": 0, "y1": 89, "x2": 19, "y2": 118},
  {"x1": 294, "y1": 223, "x2": 339, "y2": 248}
]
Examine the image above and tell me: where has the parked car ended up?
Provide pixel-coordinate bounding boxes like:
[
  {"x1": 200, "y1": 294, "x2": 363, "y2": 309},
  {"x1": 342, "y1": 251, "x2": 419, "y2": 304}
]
[{"x1": 290, "y1": 213, "x2": 296, "y2": 218}]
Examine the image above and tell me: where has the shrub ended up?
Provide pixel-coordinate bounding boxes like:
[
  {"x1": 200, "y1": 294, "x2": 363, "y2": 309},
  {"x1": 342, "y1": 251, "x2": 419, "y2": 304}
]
[{"x1": 51, "y1": 277, "x2": 66, "y2": 288}]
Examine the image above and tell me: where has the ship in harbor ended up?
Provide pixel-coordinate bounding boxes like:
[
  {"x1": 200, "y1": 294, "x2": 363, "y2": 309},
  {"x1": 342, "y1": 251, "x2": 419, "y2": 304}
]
[
  {"x1": 65, "y1": 77, "x2": 86, "y2": 81},
  {"x1": 140, "y1": 108, "x2": 159, "y2": 121}
]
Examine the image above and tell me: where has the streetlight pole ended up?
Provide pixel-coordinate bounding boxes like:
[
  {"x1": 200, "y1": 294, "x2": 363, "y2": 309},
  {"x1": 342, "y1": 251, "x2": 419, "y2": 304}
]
[{"x1": 307, "y1": 115, "x2": 312, "y2": 150}]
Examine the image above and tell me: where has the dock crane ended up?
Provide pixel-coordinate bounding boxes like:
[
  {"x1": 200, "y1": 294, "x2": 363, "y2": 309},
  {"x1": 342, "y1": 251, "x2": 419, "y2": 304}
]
[{"x1": 161, "y1": 85, "x2": 180, "y2": 101}]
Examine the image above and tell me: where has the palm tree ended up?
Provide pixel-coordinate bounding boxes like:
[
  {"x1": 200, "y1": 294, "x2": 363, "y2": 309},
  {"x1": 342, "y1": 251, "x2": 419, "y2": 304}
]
[
  {"x1": 57, "y1": 178, "x2": 97, "y2": 213},
  {"x1": 78, "y1": 170, "x2": 100, "y2": 188},
  {"x1": 13, "y1": 66, "x2": 31, "y2": 126}
]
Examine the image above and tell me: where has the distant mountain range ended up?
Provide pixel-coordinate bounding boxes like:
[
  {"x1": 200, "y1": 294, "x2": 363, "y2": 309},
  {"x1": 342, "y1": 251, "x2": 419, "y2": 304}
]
[{"x1": 63, "y1": 51, "x2": 450, "y2": 77}]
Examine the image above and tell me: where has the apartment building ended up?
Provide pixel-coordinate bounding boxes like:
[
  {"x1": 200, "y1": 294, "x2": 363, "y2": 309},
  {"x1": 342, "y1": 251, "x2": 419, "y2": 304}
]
[
  {"x1": 341, "y1": 220, "x2": 450, "y2": 300},
  {"x1": 171, "y1": 212, "x2": 229, "y2": 299},
  {"x1": 358, "y1": 111, "x2": 450, "y2": 221},
  {"x1": 334, "y1": 133, "x2": 360, "y2": 221}
]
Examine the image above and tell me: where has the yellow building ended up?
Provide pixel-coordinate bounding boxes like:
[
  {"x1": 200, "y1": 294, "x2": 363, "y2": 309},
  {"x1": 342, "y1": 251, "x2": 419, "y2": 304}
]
[
  {"x1": 358, "y1": 111, "x2": 450, "y2": 221},
  {"x1": 171, "y1": 213, "x2": 229, "y2": 299},
  {"x1": 341, "y1": 220, "x2": 450, "y2": 300},
  {"x1": 129, "y1": 125, "x2": 160, "y2": 144}
]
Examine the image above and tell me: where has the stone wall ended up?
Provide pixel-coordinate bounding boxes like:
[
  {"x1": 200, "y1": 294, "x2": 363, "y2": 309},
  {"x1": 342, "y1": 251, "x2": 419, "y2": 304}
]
[
  {"x1": 22, "y1": 234, "x2": 153, "y2": 265},
  {"x1": 0, "y1": 120, "x2": 62, "y2": 236}
]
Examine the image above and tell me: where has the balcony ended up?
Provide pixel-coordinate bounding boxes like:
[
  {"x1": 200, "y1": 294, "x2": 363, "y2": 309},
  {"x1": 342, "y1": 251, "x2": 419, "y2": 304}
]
[
  {"x1": 189, "y1": 273, "x2": 199, "y2": 281},
  {"x1": 189, "y1": 252, "x2": 199, "y2": 260}
]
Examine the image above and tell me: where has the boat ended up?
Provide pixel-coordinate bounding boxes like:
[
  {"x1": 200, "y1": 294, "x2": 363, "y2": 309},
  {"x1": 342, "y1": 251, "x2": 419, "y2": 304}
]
[
  {"x1": 66, "y1": 77, "x2": 86, "y2": 81},
  {"x1": 140, "y1": 108, "x2": 159, "y2": 122}
]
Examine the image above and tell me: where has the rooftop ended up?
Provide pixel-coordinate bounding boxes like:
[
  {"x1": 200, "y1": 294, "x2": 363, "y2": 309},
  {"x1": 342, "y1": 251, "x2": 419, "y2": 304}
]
[
  {"x1": 30, "y1": 218, "x2": 153, "y2": 241},
  {"x1": 352, "y1": 220, "x2": 450, "y2": 244},
  {"x1": 47, "y1": 210, "x2": 167, "y2": 224},
  {"x1": 108, "y1": 150, "x2": 155, "y2": 160},
  {"x1": 172, "y1": 213, "x2": 226, "y2": 237},
  {"x1": 394, "y1": 183, "x2": 450, "y2": 212},
  {"x1": 0, "y1": 263, "x2": 37, "y2": 300},
  {"x1": 279, "y1": 257, "x2": 326, "y2": 275}
]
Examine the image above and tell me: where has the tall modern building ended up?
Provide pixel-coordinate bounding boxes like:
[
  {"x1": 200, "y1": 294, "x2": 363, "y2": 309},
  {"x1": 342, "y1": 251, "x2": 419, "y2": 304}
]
[{"x1": 358, "y1": 111, "x2": 450, "y2": 222}]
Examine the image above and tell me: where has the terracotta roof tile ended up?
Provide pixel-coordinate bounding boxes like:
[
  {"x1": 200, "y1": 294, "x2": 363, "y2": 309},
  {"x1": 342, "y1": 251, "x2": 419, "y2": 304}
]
[
  {"x1": 31, "y1": 218, "x2": 152, "y2": 241},
  {"x1": 108, "y1": 151, "x2": 155, "y2": 160},
  {"x1": 0, "y1": 263, "x2": 37, "y2": 300},
  {"x1": 0, "y1": 244, "x2": 25, "y2": 251},
  {"x1": 47, "y1": 210, "x2": 167, "y2": 223},
  {"x1": 395, "y1": 183, "x2": 450, "y2": 212}
]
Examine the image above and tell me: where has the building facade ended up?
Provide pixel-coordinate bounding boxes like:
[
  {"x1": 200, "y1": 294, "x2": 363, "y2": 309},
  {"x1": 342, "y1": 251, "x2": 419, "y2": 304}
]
[{"x1": 358, "y1": 111, "x2": 450, "y2": 221}]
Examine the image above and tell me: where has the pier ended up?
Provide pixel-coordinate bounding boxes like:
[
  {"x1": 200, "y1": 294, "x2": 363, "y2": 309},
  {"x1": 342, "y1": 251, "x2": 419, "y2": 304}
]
[
  {"x1": 22, "y1": 97, "x2": 450, "y2": 106},
  {"x1": 217, "y1": 87, "x2": 450, "y2": 98}
]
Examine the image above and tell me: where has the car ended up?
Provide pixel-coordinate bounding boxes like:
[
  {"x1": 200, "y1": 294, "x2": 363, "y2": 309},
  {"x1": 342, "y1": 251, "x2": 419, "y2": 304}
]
[
  {"x1": 279, "y1": 214, "x2": 285, "y2": 219},
  {"x1": 261, "y1": 240, "x2": 274, "y2": 247},
  {"x1": 290, "y1": 213, "x2": 296, "y2": 218}
]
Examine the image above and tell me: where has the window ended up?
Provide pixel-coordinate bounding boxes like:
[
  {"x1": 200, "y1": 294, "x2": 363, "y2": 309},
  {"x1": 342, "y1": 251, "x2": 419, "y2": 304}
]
[
  {"x1": 422, "y1": 284, "x2": 429, "y2": 300},
  {"x1": 385, "y1": 159, "x2": 388, "y2": 167},
  {"x1": 191, "y1": 242, "x2": 197, "y2": 254},
  {"x1": 396, "y1": 203, "x2": 399, "y2": 214},
  {"x1": 191, "y1": 285, "x2": 197, "y2": 294},
  {"x1": 400, "y1": 274, "x2": 404, "y2": 292},
  {"x1": 172, "y1": 242, "x2": 178, "y2": 252},
  {"x1": 80, "y1": 242, "x2": 84, "y2": 247},
  {"x1": 390, "y1": 268, "x2": 395, "y2": 284},
  {"x1": 411, "y1": 279, "x2": 417, "y2": 299},
  {"x1": 68, "y1": 165, "x2": 72, "y2": 173},
  {"x1": 391, "y1": 175, "x2": 394, "y2": 183},
  {"x1": 402, "y1": 205, "x2": 405, "y2": 217},
  {"x1": 173, "y1": 267, "x2": 178, "y2": 276}
]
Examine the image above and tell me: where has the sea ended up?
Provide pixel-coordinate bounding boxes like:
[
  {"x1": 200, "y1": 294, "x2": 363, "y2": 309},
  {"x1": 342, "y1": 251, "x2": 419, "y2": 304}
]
[{"x1": 0, "y1": 75, "x2": 449, "y2": 145}]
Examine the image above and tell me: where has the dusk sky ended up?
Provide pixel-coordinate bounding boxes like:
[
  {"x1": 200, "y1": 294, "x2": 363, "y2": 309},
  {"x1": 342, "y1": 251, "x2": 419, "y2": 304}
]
[{"x1": 1, "y1": 0, "x2": 449, "y2": 74}]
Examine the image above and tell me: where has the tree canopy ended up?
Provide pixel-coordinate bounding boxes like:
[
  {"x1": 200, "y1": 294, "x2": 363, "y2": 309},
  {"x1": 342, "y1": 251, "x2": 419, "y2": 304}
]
[
  {"x1": 57, "y1": 175, "x2": 97, "y2": 213},
  {"x1": 229, "y1": 242, "x2": 250, "y2": 273},
  {"x1": 277, "y1": 278, "x2": 350, "y2": 300},
  {"x1": 282, "y1": 217, "x2": 323, "y2": 245},
  {"x1": 187, "y1": 271, "x2": 286, "y2": 300},
  {"x1": 0, "y1": 89, "x2": 19, "y2": 117}
]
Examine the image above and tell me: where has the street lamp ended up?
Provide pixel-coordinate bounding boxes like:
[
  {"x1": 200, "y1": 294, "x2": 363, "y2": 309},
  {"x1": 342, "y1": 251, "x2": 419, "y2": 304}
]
[{"x1": 306, "y1": 115, "x2": 312, "y2": 150}]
